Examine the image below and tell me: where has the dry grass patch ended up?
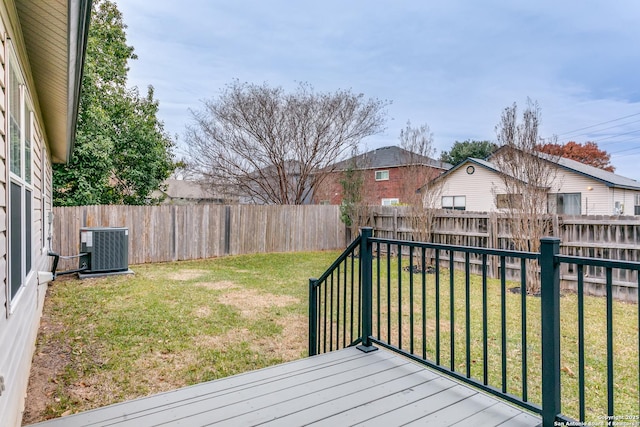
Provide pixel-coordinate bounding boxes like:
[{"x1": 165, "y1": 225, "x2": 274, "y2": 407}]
[
  {"x1": 193, "y1": 328, "x2": 253, "y2": 349},
  {"x1": 193, "y1": 280, "x2": 237, "y2": 290},
  {"x1": 218, "y1": 289, "x2": 299, "y2": 317},
  {"x1": 255, "y1": 315, "x2": 307, "y2": 361},
  {"x1": 167, "y1": 269, "x2": 209, "y2": 281},
  {"x1": 193, "y1": 306, "x2": 211, "y2": 318}
]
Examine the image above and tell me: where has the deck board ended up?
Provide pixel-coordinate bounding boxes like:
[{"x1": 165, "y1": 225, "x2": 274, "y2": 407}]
[{"x1": 28, "y1": 347, "x2": 541, "y2": 427}]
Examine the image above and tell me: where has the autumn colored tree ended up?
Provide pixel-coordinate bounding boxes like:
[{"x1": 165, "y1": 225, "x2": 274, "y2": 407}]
[{"x1": 536, "y1": 141, "x2": 614, "y2": 172}]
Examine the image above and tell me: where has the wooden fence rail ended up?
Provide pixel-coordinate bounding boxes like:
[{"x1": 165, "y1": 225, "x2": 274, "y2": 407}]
[
  {"x1": 53, "y1": 205, "x2": 639, "y2": 300},
  {"x1": 52, "y1": 204, "x2": 345, "y2": 271}
]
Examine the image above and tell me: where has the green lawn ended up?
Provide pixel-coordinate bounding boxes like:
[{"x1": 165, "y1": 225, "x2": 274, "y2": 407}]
[
  {"x1": 32, "y1": 251, "x2": 339, "y2": 421},
  {"x1": 365, "y1": 255, "x2": 640, "y2": 422},
  {"x1": 31, "y1": 250, "x2": 639, "y2": 423}
]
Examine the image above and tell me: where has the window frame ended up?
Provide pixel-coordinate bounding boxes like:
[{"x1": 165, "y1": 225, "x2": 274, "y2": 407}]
[
  {"x1": 6, "y1": 42, "x2": 35, "y2": 314},
  {"x1": 442, "y1": 195, "x2": 466, "y2": 211},
  {"x1": 381, "y1": 198, "x2": 399, "y2": 206},
  {"x1": 374, "y1": 170, "x2": 389, "y2": 181},
  {"x1": 549, "y1": 192, "x2": 581, "y2": 215}
]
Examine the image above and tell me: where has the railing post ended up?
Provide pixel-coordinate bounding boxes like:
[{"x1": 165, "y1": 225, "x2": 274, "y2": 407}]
[
  {"x1": 357, "y1": 227, "x2": 377, "y2": 353},
  {"x1": 540, "y1": 237, "x2": 561, "y2": 427},
  {"x1": 309, "y1": 278, "x2": 318, "y2": 356}
]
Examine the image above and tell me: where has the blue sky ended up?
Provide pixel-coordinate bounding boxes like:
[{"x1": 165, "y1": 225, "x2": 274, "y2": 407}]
[{"x1": 114, "y1": 0, "x2": 640, "y2": 180}]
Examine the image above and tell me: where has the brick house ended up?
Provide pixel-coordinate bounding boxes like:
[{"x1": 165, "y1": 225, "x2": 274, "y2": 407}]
[{"x1": 314, "y1": 146, "x2": 451, "y2": 206}]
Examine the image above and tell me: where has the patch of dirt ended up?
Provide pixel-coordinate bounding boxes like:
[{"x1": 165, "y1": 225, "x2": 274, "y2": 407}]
[
  {"x1": 255, "y1": 315, "x2": 307, "y2": 361},
  {"x1": 217, "y1": 289, "x2": 299, "y2": 318},
  {"x1": 166, "y1": 269, "x2": 208, "y2": 281},
  {"x1": 193, "y1": 328, "x2": 253, "y2": 349},
  {"x1": 193, "y1": 306, "x2": 211, "y2": 318},
  {"x1": 193, "y1": 280, "x2": 237, "y2": 290},
  {"x1": 21, "y1": 294, "x2": 72, "y2": 425}
]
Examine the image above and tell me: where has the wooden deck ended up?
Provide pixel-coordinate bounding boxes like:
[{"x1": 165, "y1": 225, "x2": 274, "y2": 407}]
[{"x1": 28, "y1": 347, "x2": 541, "y2": 427}]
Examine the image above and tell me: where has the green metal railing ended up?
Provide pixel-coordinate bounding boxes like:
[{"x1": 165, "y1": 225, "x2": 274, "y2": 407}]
[{"x1": 309, "y1": 227, "x2": 640, "y2": 427}]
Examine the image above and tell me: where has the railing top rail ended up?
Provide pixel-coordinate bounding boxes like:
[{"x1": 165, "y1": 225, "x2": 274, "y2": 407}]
[
  {"x1": 314, "y1": 235, "x2": 362, "y2": 284},
  {"x1": 556, "y1": 254, "x2": 640, "y2": 270},
  {"x1": 370, "y1": 236, "x2": 539, "y2": 260}
]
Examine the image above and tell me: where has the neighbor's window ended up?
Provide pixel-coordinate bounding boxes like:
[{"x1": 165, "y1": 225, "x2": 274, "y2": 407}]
[
  {"x1": 635, "y1": 194, "x2": 640, "y2": 215},
  {"x1": 549, "y1": 192, "x2": 581, "y2": 215},
  {"x1": 496, "y1": 193, "x2": 523, "y2": 209},
  {"x1": 442, "y1": 195, "x2": 466, "y2": 210},
  {"x1": 381, "y1": 198, "x2": 399, "y2": 206},
  {"x1": 375, "y1": 170, "x2": 389, "y2": 181},
  {"x1": 7, "y1": 45, "x2": 34, "y2": 308}
]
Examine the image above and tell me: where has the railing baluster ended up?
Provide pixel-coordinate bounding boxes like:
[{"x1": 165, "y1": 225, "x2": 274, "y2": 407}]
[
  {"x1": 436, "y1": 248, "x2": 441, "y2": 365},
  {"x1": 398, "y1": 244, "x2": 403, "y2": 349},
  {"x1": 606, "y1": 267, "x2": 614, "y2": 417},
  {"x1": 410, "y1": 245, "x2": 415, "y2": 355},
  {"x1": 358, "y1": 246, "x2": 362, "y2": 340},
  {"x1": 329, "y1": 272, "x2": 334, "y2": 351},
  {"x1": 482, "y1": 253, "x2": 488, "y2": 386},
  {"x1": 387, "y1": 242, "x2": 391, "y2": 344},
  {"x1": 342, "y1": 258, "x2": 347, "y2": 348},
  {"x1": 500, "y1": 255, "x2": 507, "y2": 393},
  {"x1": 577, "y1": 264, "x2": 585, "y2": 421},
  {"x1": 376, "y1": 243, "x2": 381, "y2": 339},
  {"x1": 323, "y1": 274, "x2": 327, "y2": 354},
  {"x1": 422, "y1": 247, "x2": 427, "y2": 360},
  {"x1": 336, "y1": 265, "x2": 341, "y2": 349},
  {"x1": 350, "y1": 251, "x2": 355, "y2": 343},
  {"x1": 450, "y1": 250, "x2": 455, "y2": 371},
  {"x1": 309, "y1": 278, "x2": 318, "y2": 356},
  {"x1": 521, "y1": 257, "x2": 528, "y2": 402},
  {"x1": 465, "y1": 251, "x2": 471, "y2": 378}
]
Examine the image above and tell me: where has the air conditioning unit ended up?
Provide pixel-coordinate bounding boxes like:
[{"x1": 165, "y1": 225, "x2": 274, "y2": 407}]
[{"x1": 79, "y1": 227, "x2": 129, "y2": 273}]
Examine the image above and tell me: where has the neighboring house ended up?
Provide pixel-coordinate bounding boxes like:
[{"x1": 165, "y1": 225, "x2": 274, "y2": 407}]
[
  {"x1": 314, "y1": 146, "x2": 451, "y2": 206},
  {"x1": 430, "y1": 151, "x2": 640, "y2": 215},
  {"x1": 0, "y1": 2, "x2": 91, "y2": 426},
  {"x1": 152, "y1": 179, "x2": 237, "y2": 205}
]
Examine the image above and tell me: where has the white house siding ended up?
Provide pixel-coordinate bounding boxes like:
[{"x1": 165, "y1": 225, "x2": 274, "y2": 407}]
[
  {"x1": 547, "y1": 167, "x2": 610, "y2": 215},
  {"x1": 435, "y1": 164, "x2": 507, "y2": 212},
  {"x1": 433, "y1": 160, "x2": 640, "y2": 216},
  {"x1": 0, "y1": 5, "x2": 52, "y2": 425}
]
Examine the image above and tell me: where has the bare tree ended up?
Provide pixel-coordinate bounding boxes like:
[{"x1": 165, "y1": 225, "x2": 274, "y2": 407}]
[
  {"x1": 492, "y1": 100, "x2": 559, "y2": 293},
  {"x1": 185, "y1": 81, "x2": 389, "y2": 204},
  {"x1": 398, "y1": 121, "x2": 443, "y2": 270}
]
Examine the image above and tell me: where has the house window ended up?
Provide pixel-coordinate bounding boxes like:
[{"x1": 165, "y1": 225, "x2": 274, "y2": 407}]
[
  {"x1": 635, "y1": 194, "x2": 640, "y2": 215},
  {"x1": 442, "y1": 196, "x2": 466, "y2": 210},
  {"x1": 375, "y1": 170, "x2": 389, "y2": 181},
  {"x1": 549, "y1": 193, "x2": 581, "y2": 215},
  {"x1": 496, "y1": 193, "x2": 523, "y2": 209},
  {"x1": 7, "y1": 47, "x2": 34, "y2": 308},
  {"x1": 381, "y1": 198, "x2": 399, "y2": 206}
]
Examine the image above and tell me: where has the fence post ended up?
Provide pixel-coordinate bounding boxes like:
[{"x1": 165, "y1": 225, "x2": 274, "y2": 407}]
[
  {"x1": 309, "y1": 278, "x2": 318, "y2": 357},
  {"x1": 540, "y1": 237, "x2": 561, "y2": 427},
  {"x1": 357, "y1": 227, "x2": 377, "y2": 353}
]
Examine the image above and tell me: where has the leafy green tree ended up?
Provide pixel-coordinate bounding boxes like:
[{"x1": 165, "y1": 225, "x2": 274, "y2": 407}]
[
  {"x1": 439, "y1": 140, "x2": 497, "y2": 165},
  {"x1": 53, "y1": 0, "x2": 175, "y2": 206}
]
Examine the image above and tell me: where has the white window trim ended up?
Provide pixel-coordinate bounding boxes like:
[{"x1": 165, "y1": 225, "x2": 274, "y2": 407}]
[
  {"x1": 442, "y1": 195, "x2": 466, "y2": 210},
  {"x1": 375, "y1": 170, "x2": 389, "y2": 181},
  {"x1": 381, "y1": 198, "x2": 399, "y2": 206},
  {"x1": 6, "y1": 41, "x2": 35, "y2": 314}
]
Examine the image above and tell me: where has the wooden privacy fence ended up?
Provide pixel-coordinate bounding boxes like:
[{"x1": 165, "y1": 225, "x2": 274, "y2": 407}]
[
  {"x1": 367, "y1": 207, "x2": 640, "y2": 301},
  {"x1": 52, "y1": 204, "x2": 345, "y2": 271},
  {"x1": 53, "y1": 204, "x2": 640, "y2": 300}
]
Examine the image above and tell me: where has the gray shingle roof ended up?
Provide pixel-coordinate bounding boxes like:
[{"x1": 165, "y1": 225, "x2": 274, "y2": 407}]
[{"x1": 333, "y1": 146, "x2": 451, "y2": 171}]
